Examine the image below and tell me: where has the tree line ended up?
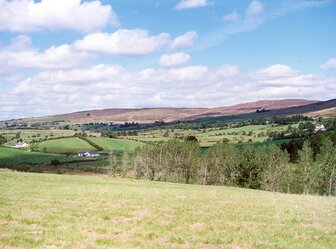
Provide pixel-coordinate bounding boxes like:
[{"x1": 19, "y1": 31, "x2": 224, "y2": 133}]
[{"x1": 130, "y1": 132, "x2": 336, "y2": 196}]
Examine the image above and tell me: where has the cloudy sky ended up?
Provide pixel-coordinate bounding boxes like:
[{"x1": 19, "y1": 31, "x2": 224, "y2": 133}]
[{"x1": 0, "y1": 0, "x2": 335, "y2": 120}]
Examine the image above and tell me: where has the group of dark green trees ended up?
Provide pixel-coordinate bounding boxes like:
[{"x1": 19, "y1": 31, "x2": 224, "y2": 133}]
[{"x1": 133, "y1": 133, "x2": 336, "y2": 196}]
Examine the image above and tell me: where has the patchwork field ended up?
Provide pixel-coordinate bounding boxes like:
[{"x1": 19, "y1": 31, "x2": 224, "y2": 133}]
[
  {"x1": 131, "y1": 124, "x2": 294, "y2": 147},
  {"x1": 0, "y1": 170, "x2": 335, "y2": 249},
  {"x1": 87, "y1": 137, "x2": 144, "y2": 152},
  {"x1": 0, "y1": 147, "x2": 67, "y2": 166},
  {"x1": 1, "y1": 129, "x2": 76, "y2": 147},
  {"x1": 36, "y1": 137, "x2": 96, "y2": 154}
]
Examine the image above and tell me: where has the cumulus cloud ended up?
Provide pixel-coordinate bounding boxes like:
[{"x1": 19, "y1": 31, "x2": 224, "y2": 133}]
[
  {"x1": 320, "y1": 58, "x2": 336, "y2": 70},
  {"x1": 73, "y1": 29, "x2": 197, "y2": 55},
  {"x1": 222, "y1": 0, "x2": 263, "y2": 27},
  {"x1": 223, "y1": 11, "x2": 241, "y2": 22},
  {"x1": 2, "y1": 63, "x2": 335, "y2": 119},
  {"x1": 216, "y1": 65, "x2": 241, "y2": 78},
  {"x1": 251, "y1": 64, "x2": 299, "y2": 80},
  {"x1": 0, "y1": 0, "x2": 118, "y2": 32},
  {"x1": 159, "y1": 53, "x2": 191, "y2": 68},
  {"x1": 0, "y1": 35, "x2": 90, "y2": 70},
  {"x1": 170, "y1": 31, "x2": 198, "y2": 50},
  {"x1": 175, "y1": 0, "x2": 208, "y2": 10}
]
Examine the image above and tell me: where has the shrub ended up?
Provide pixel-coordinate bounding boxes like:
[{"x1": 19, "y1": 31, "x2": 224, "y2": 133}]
[{"x1": 51, "y1": 159, "x2": 60, "y2": 165}]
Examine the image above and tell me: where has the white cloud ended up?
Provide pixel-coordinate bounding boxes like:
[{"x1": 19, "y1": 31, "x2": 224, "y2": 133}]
[
  {"x1": 167, "y1": 66, "x2": 209, "y2": 82},
  {"x1": 251, "y1": 64, "x2": 299, "y2": 80},
  {"x1": 159, "y1": 53, "x2": 191, "y2": 68},
  {"x1": 216, "y1": 65, "x2": 241, "y2": 78},
  {"x1": 0, "y1": 0, "x2": 118, "y2": 32},
  {"x1": 246, "y1": 0, "x2": 264, "y2": 18},
  {"x1": 223, "y1": 11, "x2": 241, "y2": 22},
  {"x1": 320, "y1": 58, "x2": 336, "y2": 70},
  {"x1": 0, "y1": 35, "x2": 90, "y2": 70},
  {"x1": 245, "y1": 0, "x2": 264, "y2": 25},
  {"x1": 170, "y1": 31, "x2": 198, "y2": 50},
  {"x1": 74, "y1": 29, "x2": 197, "y2": 55},
  {"x1": 175, "y1": 0, "x2": 208, "y2": 10},
  {"x1": 73, "y1": 29, "x2": 170, "y2": 55},
  {"x1": 2, "y1": 63, "x2": 335, "y2": 119}
]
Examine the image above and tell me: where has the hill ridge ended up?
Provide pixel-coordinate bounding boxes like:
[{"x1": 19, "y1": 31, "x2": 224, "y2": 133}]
[{"x1": 5, "y1": 98, "x2": 327, "y2": 124}]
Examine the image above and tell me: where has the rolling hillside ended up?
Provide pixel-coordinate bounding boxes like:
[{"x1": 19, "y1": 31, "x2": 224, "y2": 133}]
[
  {"x1": 307, "y1": 107, "x2": 336, "y2": 118},
  {"x1": 15, "y1": 99, "x2": 318, "y2": 124},
  {"x1": 198, "y1": 98, "x2": 336, "y2": 123},
  {"x1": 36, "y1": 137, "x2": 97, "y2": 154},
  {"x1": 0, "y1": 170, "x2": 335, "y2": 248}
]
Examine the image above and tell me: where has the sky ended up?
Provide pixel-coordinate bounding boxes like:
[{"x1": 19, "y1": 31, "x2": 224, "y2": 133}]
[{"x1": 0, "y1": 0, "x2": 335, "y2": 120}]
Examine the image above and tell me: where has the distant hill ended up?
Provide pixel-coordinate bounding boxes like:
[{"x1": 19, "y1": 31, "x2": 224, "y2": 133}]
[
  {"x1": 197, "y1": 98, "x2": 336, "y2": 123},
  {"x1": 16, "y1": 99, "x2": 318, "y2": 124},
  {"x1": 306, "y1": 107, "x2": 336, "y2": 118}
]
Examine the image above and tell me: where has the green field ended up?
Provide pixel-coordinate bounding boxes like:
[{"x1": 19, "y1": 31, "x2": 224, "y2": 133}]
[
  {"x1": 36, "y1": 137, "x2": 96, "y2": 154},
  {"x1": 0, "y1": 170, "x2": 335, "y2": 248},
  {"x1": 0, "y1": 147, "x2": 65, "y2": 166},
  {"x1": 131, "y1": 124, "x2": 294, "y2": 147},
  {"x1": 88, "y1": 137, "x2": 144, "y2": 152},
  {"x1": 1, "y1": 129, "x2": 76, "y2": 147}
]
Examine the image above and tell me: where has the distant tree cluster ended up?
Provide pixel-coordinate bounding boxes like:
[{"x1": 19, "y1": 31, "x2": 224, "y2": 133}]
[
  {"x1": 0, "y1": 134, "x2": 7, "y2": 145},
  {"x1": 101, "y1": 130, "x2": 138, "y2": 138},
  {"x1": 133, "y1": 130, "x2": 336, "y2": 196}
]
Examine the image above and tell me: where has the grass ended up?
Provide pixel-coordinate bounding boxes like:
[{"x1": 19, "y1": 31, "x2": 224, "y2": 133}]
[
  {"x1": 0, "y1": 170, "x2": 335, "y2": 248},
  {"x1": 0, "y1": 147, "x2": 63, "y2": 166},
  {"x1": 1, "y1": 129, "x2": 75, "y2": 147},
  {"x1": 36, "y1": 137, "x2": 96, "y2": 154},
  {"x1": 87, "y1": 137, "x2": 144, "y2": 152},
  {"x1": 131, "y1": 124, "x2": 294, "y2": 147},
  {"x1": 0, "y1": 147, "x2": 93, "y2": 168}
]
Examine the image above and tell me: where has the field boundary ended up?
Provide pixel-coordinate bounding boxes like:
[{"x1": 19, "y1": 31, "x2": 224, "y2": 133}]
[{"x1": 77, "y1": 136, "x2": 104, "y2": 151}]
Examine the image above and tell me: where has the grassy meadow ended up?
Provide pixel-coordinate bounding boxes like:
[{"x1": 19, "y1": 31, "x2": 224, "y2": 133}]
[
  {"x1": 0, "y1": 147, "x2": 72, "y2": 166},
  {"x1": 36, "y1": 137, "x2": 97, "y2": 154},
  {"x1": 87, "y1": 137, "x2": 144, "y2": 152},
  {"x1": 130, "y1": 124, "x2": 293, "y2": 147},
  {"x1": 2, "y1": 129, "x2": 76, "y2": 147},
  {"x1": 0, "y1": 170, "x2": 335, "y2": 249}
]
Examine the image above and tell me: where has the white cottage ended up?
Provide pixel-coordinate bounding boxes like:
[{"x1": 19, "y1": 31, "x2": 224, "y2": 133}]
[
  {"x1": 15, "y1": 142, "x2": 28, "y2": 148},
  {"x1": 315, "y1": 124, "x2": 326, "y2": 132},
  {"x1": 78, "y1": 151, "x2": 100, "y2": 157}
]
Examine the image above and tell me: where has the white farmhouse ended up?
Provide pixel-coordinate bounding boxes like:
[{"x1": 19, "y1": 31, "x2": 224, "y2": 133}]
[
  {"x1": 15, "y1": 142, "x2": 29, "y2": 148},
  {"x1": 78, "y1": 151, "x2": 100, "y2": 157},
  {"x1": 315, "y1": 124, "x2": 326, "y2": 132}
]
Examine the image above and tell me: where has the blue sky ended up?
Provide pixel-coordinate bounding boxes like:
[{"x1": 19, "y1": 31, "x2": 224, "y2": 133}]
[{"x1": 0, "y1": 0, "x2": 335, "y2": 119}]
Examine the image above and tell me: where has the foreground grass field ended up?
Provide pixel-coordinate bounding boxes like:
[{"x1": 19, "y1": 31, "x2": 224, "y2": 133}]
[{"x1": 0, "y1": 170, "x2": 335, "y2": 248}]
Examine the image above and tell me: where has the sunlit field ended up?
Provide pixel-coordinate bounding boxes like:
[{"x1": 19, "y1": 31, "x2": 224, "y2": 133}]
[{"x1": 0, "y1": 170, "x2": 335, "y2": 248}]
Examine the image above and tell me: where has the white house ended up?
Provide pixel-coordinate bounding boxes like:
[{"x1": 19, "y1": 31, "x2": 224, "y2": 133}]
[
  {"x1": 15, "y1": 142, "x2": 28, "y2": 148},
  {"x1": 315, "y1": 124, "x2": 326, "y2": 132},
  {"x1": 78, "y1": 151, "x2": 100, "y2": 157}
]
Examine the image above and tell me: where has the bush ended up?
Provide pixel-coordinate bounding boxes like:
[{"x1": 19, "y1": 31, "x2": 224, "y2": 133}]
[{"x1": 51, "y1": 159, "x2": 60, "y2": 165}]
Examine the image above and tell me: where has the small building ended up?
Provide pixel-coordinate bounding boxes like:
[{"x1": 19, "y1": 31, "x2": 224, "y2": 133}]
[
  {"x1": 315, "y1": 124, "x2": 326, "y2": 132},
  {"x1": 15, "y1": 142, "x2": 28, "y2": 148},
  {"x1": 78, "y1": 151, "x2": 100, "y2": 157}
]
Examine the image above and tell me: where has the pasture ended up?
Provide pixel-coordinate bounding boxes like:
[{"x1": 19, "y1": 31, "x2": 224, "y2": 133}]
[
  {"x1": 131, "y1": 124, "x2": 293, "y2": 147},
  {"x1": 87, "y1": 137, "x2": 144, "y2": 152},
  {"x1": 36, "y1": 137, "x2": 96, "y2": 154},
  {"x1": 0, "y1": 170, "x2": 335, "y2": 249},
  {"x1": 1, "y1": 129, "x2": 75, "y2": 147},
  {"x1": 0, "y1": 147, "x2": 65, "y2": 166}
]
